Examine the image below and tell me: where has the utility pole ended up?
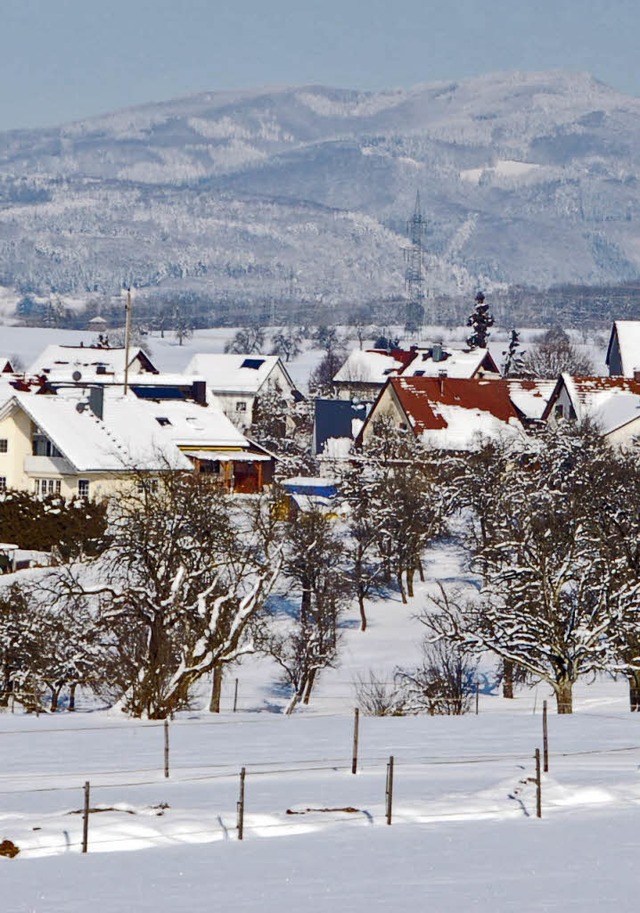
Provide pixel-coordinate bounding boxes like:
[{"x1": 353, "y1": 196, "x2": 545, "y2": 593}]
[{"x1": 123, "y1": 287, "x2": 132, "y2": 395}]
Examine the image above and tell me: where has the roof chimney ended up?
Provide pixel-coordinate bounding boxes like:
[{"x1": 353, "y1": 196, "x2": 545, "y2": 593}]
[
  {"x1": 88, "y1": 386, "x2": 104, "y2": 420},
  {"x1": 432, "y1": 343, "x2": 442, "y2": 363}
]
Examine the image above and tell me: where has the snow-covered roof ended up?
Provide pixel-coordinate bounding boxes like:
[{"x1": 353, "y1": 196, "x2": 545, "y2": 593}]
[
  {"x1": 184, "y1": 449, "x2": 271, "y2": 462},
  {"x1": 401, "y1": 347, "x2": 499, "y2": 379},
  {"x1": 0, "y1": 390, "x2": 251, "y2": 473},
  {"x1": 333, "y1": 346, "x2": 499, "y2": 386},
  {"x1": 506, "y1": 379, "x2": 557, "y2": 420},
  {"x1": 0, "y1": 356, "x2": 14, "y2": 373},
  {"x1": 333, "y1": 350, "x2": 408, "y2": 385},
  {"x1": 185, "y1": 354, "x2": 286, "y2": 394},
  {"x1": 136, "y1": 398, "x2": 248, "y2": 450},
  {"x1": 383, "y1": 377, "x2": 523, "y2": 451},
  {"x1": 607, "y1": 321, "x2": 640, "y2": 376},
  {"x1": 27, "y1": 345, "x2": 157, "y2": 379},
  {"x1": 551, "y1": 374, "x2": 640, "y2": 436},
  {"x1": 420, "y1": 405, "x2": 521, "y2": 450}
]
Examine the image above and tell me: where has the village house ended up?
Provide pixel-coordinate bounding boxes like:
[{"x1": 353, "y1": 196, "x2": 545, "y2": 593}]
[
  {"x1": 332, "y1": 345, "x2": 500, "y2": 401},
  {"x1": 185, "y1": 353, "x2": 301, "y2": 429},
  {"x1": 542, "y1": 374, "x2": 640, "y2": 446},
  {"x1": 27, "y1": 343, "x2": 158, "y2": 381},
  {"x1": 0, "y1": 387, "x2": 275, "y2": 499},
  {"x1": 606, "y1": 321, "x2": 640, "y2": 377},
  {"x1": 358, "y1": 376, "x2": 524, "y2": 451}
]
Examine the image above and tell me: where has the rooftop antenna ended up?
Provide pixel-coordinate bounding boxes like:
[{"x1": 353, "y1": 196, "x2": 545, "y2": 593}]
[
  {"x1": 123, "y1": 286, "x2": 132, "y2": 395},
  {"x1": 404, "y1": 191, "x2": 427, "y2": 340}
]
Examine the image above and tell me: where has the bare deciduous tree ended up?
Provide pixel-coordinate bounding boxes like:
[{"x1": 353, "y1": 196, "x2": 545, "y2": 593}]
[
  {"x1": 521, "y1": 326, "x2": 593, "y2": 378},
  {"x1": 70, "y1": 473, "x2": 281, "y2": 718}
]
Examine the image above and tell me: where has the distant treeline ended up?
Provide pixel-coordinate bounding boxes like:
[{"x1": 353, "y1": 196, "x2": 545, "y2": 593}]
[{"x1": 15, "y1": 281, "x2": 640, "y2": 333}]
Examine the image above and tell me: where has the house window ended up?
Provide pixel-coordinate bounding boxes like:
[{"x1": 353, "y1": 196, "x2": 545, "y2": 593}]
[
  {"x1": 0, "y1": 439, "x2": 7, "y2": 453},
  {"x1": 554, "y1": 404, "x2": 564, "y2": 419},
  {"x1": 235, "y1": 401, "x2": 247, "y2": 412},
  {"x1": 34, "y1": 479, "x2": 61, "y2": 497},
  {"x1": 78, "y1": 479, "x2": 90, "y2": 499},
  {"x1": 155, "y1": 417, "x2": 171, "y2": 426},
  {"x1": 136, "y1": 478, "x2": 159, "y2": 493},
  {"x1": 32, "y1": 433, "x2": 62, "y2": 458},
  {"x1": 0, "y1": 477, "x2": 6, "y2": 492}
]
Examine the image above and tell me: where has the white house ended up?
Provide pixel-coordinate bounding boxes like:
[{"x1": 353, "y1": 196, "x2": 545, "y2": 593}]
[
  {"x1": 606, "y1": 321, "x2": 640, "y2": 377},
  {"x1": 542, "y1": 374, "x2": 640, "y2": 446},
  {"x1": 0, "y1": 388, "x2": 275, "y2": 499},
  {"x1": 27, "y1": 344, "x2": 158, "y2": 381},
  {"x1": 332, "y1": 345, "x2": 500, "y2": 401},
  {"x1": 185, "y1": 354, "x2": 300, "y2": 428}
]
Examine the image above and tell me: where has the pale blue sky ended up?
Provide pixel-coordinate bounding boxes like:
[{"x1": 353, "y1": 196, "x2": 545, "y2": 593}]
[{"x1": 1, "y1": 0, "x2": 639, "y2": 131}]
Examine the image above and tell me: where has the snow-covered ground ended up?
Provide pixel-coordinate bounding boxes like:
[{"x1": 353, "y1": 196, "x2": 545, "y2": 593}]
[{"x1": 2, "y1": 539, "x2": 640, "y2": 910}]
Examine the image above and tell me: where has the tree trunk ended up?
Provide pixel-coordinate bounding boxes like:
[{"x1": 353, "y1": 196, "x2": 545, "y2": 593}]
[
  {"x1": 397, "y1": 573, "x2": 407, "y2": 605},
  {"x1": 358, "y1": 590, "x2": 367, "y2": 632},
  {"x1": 49, "y1": 686, "x2": 60, "y2": 713},
  {"x1": 0, "y1": 664, "x2": 11, "y2": 707},
  {"x1": 303, "y1": 667, "x2": 317, "y2": 705},
  {"x1": 417, "y1": 559, "x2": 425, "y2": 583},
  {"x1": 406, "y1": 567, "x2": 415, "y2": 598},
  {"x1": 554, "y1": 679, "x2": 573, "y2": 714},
  {"x1": 628, "y1": 670, "x2": 640, "y2": 711},
  {"x1": 209, "y1": 663, "x2": 224, "y2": 713},
  {"x1": 68, "y1": 683, "x2": 77, "y2": 712},
  {"x1": 502, "y1": 660, "x2": 514, "y2": 699}
]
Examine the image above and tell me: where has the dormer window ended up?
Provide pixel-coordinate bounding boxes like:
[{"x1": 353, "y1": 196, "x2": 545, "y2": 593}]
[
  {"x1": 32, "y1": 432, "x2": 62, "y2": 458},
  {"x1": 155, "y1": 417, "x2": 171, "y2": 426}
]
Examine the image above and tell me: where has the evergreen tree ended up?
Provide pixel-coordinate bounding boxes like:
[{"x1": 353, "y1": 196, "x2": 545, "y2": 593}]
[
  {"x1": 466, "y1": 291, "x2": 494, "y2": 349},
  {"x1": 501, "y1": 329, "x2": 526, "y2": 377}
]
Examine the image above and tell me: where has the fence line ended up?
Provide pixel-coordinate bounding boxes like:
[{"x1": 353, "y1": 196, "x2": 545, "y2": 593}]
[{"x1": 3, "y1": 741, "x2": 640, "y2": 799}]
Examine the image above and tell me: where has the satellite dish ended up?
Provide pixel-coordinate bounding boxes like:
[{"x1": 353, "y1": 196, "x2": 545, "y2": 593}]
[
  {"x1": 75, "y1": 402, "x2": 86, "y2": 414},
  {"x1": 72, "y1": 370, "x2": 82, "y2": 381}
]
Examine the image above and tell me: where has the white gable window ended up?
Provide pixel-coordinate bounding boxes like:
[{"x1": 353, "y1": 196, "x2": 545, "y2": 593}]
[
  {"x1": 235, "y1": 401, "x2": 247, "y2": 412},
  {"x1": 0, "y1": 439, "x2": 7, "y2": 453},
  {"x1": 78, "y1": 479, "x2": 90, "y2": 499},
  {"x1": 32, "y1": 431, "x2": 62, "y2": 458}
]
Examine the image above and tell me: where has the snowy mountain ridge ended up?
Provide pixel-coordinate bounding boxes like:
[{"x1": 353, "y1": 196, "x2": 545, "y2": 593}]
[{"x1": 2, "y1": 69, "x2": 640, "y2": 313}]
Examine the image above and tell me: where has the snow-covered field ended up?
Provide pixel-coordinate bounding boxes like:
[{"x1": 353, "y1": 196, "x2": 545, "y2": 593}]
[{"x1": 2, "y1": 545, "x2": 640, "y2": 911}]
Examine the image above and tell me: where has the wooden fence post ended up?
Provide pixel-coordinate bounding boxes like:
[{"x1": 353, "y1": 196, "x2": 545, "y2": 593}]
[
  {"x1": 237, "y1": 767, "x2": 246, "y2": 840},
  {"x1": 535, "y1": 748, "x2": 542, "y2": 819},
  {"x1": 164, "y1": 719, "x2": 170, "y2": 779},
  {"x1": 82, "y1": 781, "x2": 90, "y2": 853},
  {"x1": 475, "y1": 681, "x2": 480, "y2": 715},
  {"x1": 351, "y1": 708, "x2": 360, "y2": 775},
  {"x1": 233, "y1": 678, "x2": 239, "y2": 713},
  {"x1": 385, "y1": 756, "x2": 394, "y2": 825},
  {"x1": 542, "y1": 700, "x2": 549, "y2": 773}
]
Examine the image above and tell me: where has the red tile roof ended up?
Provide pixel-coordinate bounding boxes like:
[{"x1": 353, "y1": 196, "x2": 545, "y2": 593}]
[{"x1": 390, "y1": 376, "x2": 520, "y2": 434}]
